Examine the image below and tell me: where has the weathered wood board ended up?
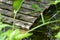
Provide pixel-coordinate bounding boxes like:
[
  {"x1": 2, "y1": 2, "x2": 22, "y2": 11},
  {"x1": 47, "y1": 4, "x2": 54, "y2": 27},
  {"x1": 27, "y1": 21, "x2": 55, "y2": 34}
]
[{"x1": 0, "y1": 0, "x2": 50, "y2": 30}]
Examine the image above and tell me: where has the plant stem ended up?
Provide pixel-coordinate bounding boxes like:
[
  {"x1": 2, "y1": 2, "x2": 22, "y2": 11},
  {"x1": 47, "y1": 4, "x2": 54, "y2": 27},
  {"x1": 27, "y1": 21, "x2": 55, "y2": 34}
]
[
  {"x1": 0, "y1": 13, "x2": 2, "y2": 22},
  {"x1": 13, "y1": 12, "x2": 17, "y2": 29},
  {"x1": 48, "y1": 11, "x2": 60, "y2": 20},
  {"x1": 12, "y1": 0, "x2": 24, "y2": 29},
  {"x1": 48, "y1": 5, "x2": 59, "y2": 21},
  {"x1": 40, "y1": 13, "x2": 45, "y2": 23},
  {"x1": 26, "y1": 20, "x2": 60, "y2": 33}
]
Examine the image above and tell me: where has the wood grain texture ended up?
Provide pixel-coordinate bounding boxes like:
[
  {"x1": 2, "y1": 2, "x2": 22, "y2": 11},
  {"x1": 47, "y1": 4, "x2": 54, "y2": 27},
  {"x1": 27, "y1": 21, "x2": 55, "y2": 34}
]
[
  {"x1": 0, "y1": 0, "x2": 50, "y2": 29},
  {"x1": 0, "y1": 8, "x2": 37, "y2": 23},
  {"x1": 1, "y1": 15, "x2": 32, "y2": 29}
]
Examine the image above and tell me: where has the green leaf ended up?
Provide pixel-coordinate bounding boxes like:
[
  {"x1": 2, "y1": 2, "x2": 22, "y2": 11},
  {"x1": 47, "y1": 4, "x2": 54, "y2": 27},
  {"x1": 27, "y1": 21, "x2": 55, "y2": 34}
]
[
  {"x1": 5, "y1": 30, "x2": 13, "y2": 37},
  {"x1": 0, "y1": 35, "x2": 6, "y2": 40},
  {"x1": 15, "y1": 33, "x2": 32, "y2": 39},
  {"x1": 31, "y1": 4, "x2": 41, "y2": 12},
  {"x1": 0, "y1": 32, "x2": 6, "y2": 40},
  {"x1": 50, "y1": 0, "x2": 60, "y2": 5},
  {"x1": 4, "y1": 29, "x2": 20, "y2": 40},
  {"x1": 0, "y1": 29, "x2": 20, "y2": 40},
  {"x1": 37, "y1": 0, "x2": 41, "y2": 2},
  {"x1": 55, "y1": 32, "x2": 60, "y2": 39},
  {"x1": 13, "y1": 0, "x2": 24, "y2": 13},
  {"x1": 8, "y1": 29, "x2": 20, "y2": 40},
  {"x1": 0, "y1": 23, "x2": 11, "y2": 31},
  {"x1": 51, "y1": 25, "x2": 59, "y2": 30}
]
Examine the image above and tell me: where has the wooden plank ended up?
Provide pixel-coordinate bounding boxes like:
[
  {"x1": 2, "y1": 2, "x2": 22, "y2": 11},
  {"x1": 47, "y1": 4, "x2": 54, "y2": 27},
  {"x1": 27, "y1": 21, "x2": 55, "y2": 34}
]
[
  {"x1": 0, "y1": 3, "x2": 12, "y2": 10},
  {"x1": 24, "y1": 0, "x2": 37, "y2": 4},
  {"x1": 0, "y1": 0, "x2": 51, "y2": 30},
  {"x1": 0, "y1": 2, "x2": 40, "y2": 17},
  {"x1": 0, "y1": 0, "x2": 12, "y2": 4},
  {"x1": 0, "y1": 0, "x2": 34, "y2": 10},
  {"x1": 0, "y1": 0, "x2": 40, "y2": 30},
  {"x1": 1, "y1": 15, "x2": 32, "y2": 29},
  {"x1": 0, "y1": 0, "x2": 37, "y2": 5},
  {"x1": 0, "y1": 8, "x2": 37, "y2": 23},
  {"x1": 0, "y1": 0, "x2": 50, "y2": 16},
  {"x1": 0, "y1": 0, "x2": 50, "y2": 12}
]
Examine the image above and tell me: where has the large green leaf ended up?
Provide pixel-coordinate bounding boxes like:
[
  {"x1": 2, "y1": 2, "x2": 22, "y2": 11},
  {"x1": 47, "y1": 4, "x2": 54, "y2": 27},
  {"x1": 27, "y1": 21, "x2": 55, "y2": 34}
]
[
  {"x1": 9, "y1": 29, "x2": 20, "y2": 40},
  {"x1": 55, "y1": 32, "x2": 60, "y2": 40},
  {"x1": 0, "y1": 35, "x2": 6, "y2": 40},
  {"x1": 15, "y1": 33, "x2": 32, "y2": 39},
  {"x1": 13, "y1": 0, "x2": 24, "y2": 13},
  {"x1": 4, "y1": 29, "x2": 20, "y2": 40}
]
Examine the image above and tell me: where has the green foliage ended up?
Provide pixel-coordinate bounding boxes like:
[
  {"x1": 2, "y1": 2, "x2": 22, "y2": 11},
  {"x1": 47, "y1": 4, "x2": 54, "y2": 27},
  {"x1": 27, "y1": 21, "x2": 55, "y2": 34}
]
[
  {"x1": 51, "y1": 25, "x2": 59, "y2": 30},
  {"x1": 0, "y1": 34, "x2": 6, "y2": 40},
  {"x1": 37, "y1": 0, "x2": 41, "y2": 2},
  {"x1": 15, "y1": 33, "x2": 32, "y2": 39},
  {"x1": 0, "y1": 0, "x2": 32, "y2": 40},
  {"x1": 29, "y1": 0, "x2": 60, "y2": 40},
  {"x1": 0, "y1": 23, "x2": 11, "y2": 31},
  {"x1": 55, "y1": 32, "x2": 60, "y2": 40},
  {"x1": 50, "y1": 0, "x2": 60, "y2": 5},
  {"x1": 13, "y1": 0, "x2": 24, "y2": 13},
  {"x1": 0, "y1": 13, "x2": 11, "y2": 31},
  {"x1": 0, "y1": 0, "x2": 60, "y2": 40},
  {"x1": 0, "y1": 29, "x2": 32, "y2": 40},
  {"x1": 13, "y1": 0, "x2": 24, "y2": 29},
  {"x1": 31, "y1": 4, "x2": 45, "y2": 23},
  {"x1": 31, "y1": 4, "x2": 42, "y2": 12}
]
